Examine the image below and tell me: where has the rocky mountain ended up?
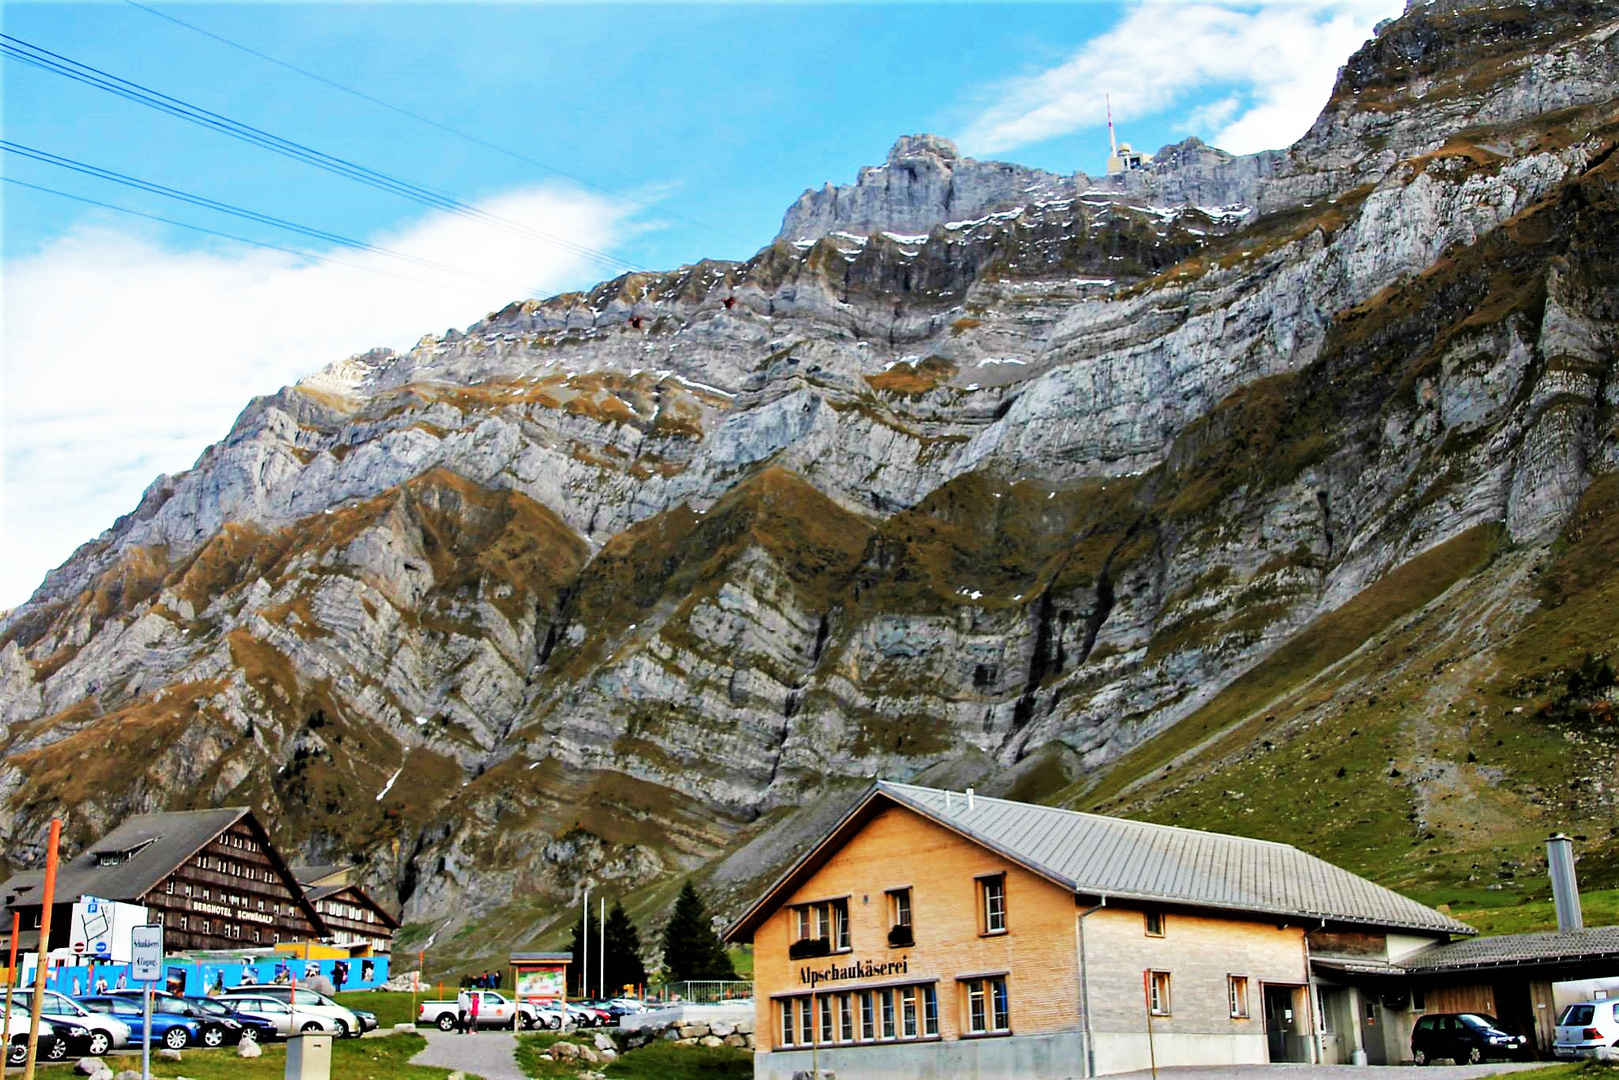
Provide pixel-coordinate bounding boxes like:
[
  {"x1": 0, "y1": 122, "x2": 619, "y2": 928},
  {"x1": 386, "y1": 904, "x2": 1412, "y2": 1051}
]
[{"x1": 3, "y1": 0, "x2": 1617, "y2": 972}]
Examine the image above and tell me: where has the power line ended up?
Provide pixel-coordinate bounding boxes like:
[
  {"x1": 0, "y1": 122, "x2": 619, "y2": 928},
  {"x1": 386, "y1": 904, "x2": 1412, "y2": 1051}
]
[
  {"x1": 1, "y1": 140, "x2": 545, "y2": 296},
  {"x1": 121, "y1": 0, "x2": 749, "y2": 246},
  {"x1": 0, "y1": 33, "x2": 645, "y2": 275},
  {"x1": 3, "y1": 176, "x2": 516, "y2": 299}
]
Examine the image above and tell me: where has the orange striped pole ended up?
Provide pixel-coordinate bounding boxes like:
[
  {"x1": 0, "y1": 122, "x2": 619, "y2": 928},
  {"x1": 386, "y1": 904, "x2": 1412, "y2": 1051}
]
[{"x1": 23, "y1": 818, "x2": 61, "y2": 1080}]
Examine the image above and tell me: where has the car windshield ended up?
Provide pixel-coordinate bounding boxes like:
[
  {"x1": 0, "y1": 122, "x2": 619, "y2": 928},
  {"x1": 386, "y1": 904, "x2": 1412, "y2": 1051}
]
[
  {"x1": 189, "y1": 999, "x2": 231, "y2": 1016},
  {"x1": 1459, "y1": 1014, "x2": 1499, "y2": 1028},
  {"x1": 45, "y1": 994, "x2": 87, "y2": 1016}
]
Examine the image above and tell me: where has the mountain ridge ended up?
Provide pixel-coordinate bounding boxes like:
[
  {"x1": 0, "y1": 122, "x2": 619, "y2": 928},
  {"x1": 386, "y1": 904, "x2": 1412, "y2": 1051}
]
[{"x1": 3, "y1": 0, "x2": 1617, "y2": 974}]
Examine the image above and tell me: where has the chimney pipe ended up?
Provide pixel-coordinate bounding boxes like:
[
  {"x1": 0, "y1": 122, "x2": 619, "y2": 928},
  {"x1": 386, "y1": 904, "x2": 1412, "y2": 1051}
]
[
  {"x1": 1547, "y1": 833, "x2": 1583, "y2": 933},
  {"x1": 967, "y1": 787, "x2": 975, "y2": 811}
]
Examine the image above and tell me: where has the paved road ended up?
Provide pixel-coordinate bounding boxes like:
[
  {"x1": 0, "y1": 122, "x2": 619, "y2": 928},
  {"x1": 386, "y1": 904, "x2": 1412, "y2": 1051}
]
[
  {"x1": 1109, "y1": 1065, "x2": 1546, "y2": 1079},
  {"x1": 410, "y1": 1027, "x2": 524, "y2": 1080}
]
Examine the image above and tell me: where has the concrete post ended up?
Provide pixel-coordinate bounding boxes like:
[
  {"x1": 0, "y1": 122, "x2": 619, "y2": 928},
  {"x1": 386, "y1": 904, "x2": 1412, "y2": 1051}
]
[{"x1": 1347, "y1": 986, "x2": 1368, "y2": 1066}]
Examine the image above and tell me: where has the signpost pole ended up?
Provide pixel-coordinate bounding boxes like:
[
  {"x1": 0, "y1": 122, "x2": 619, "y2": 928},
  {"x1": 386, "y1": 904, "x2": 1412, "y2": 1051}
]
[
  {"x1": 141, "y1": 984, "x2": 152, "y2": 1080},
  {"x1": 130, "y1": 923, "x2": 163, "y2": 1080}
]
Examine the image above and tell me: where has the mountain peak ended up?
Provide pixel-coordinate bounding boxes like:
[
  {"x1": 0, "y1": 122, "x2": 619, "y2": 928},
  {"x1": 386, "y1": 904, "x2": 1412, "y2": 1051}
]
[{"x1": 887, "y1": 133, "x2": 960, "y2": 163}]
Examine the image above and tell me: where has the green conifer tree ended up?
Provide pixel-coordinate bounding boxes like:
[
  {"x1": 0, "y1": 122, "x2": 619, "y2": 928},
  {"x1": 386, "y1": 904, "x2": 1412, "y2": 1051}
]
[
  {"x1": 603, "y1": 900, "x2": 648, "y2": 995},
  {"x1": 660, "y1": 879, "x2": 737, "y2": 984}
]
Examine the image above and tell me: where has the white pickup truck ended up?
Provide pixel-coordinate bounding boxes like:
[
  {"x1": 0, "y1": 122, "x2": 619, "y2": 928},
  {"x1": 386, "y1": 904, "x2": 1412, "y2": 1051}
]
[{"x1": 417, "y1": 991, "x2": 552, "y2": 1031}]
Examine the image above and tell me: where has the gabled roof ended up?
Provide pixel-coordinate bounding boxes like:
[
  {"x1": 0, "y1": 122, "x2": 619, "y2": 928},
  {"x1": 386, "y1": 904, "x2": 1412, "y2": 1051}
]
[
  {"x1": 1403, "y1": 925, "x2": 1619, "y2": 972},
  {"x1": 305, "y1": 882, "x2": 400, "y2": 930},
  {"x1": 725, "y1": 781, "x2": 1474, "y2": 942},
  {"x1": 1, "y1": 808, "x2": 249, "y2": 907},
  {"x1": 1, "y1": 808, "x2": 328, "y2": 938},
  {"x1": 291, "y1": 864, "x2": 348, "y2": 887}
]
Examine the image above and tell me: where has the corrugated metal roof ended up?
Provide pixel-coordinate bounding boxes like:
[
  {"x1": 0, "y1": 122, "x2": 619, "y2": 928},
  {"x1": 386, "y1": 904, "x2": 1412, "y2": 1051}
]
[
  {"x1": 1, "y1": 807, "x2": 248, "y2": 908},
  {"x1": 878, "y1": 782, "x2": 1474, "y2": 935},
  {"x1": 1403, "y1": 925, "x2": 1619, "y2": 971}
]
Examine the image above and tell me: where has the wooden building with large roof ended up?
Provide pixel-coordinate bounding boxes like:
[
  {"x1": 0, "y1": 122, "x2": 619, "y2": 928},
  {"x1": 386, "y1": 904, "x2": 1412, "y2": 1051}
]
[{"x1": 1, "y1": 807, "x2": 324, "y2": 955}]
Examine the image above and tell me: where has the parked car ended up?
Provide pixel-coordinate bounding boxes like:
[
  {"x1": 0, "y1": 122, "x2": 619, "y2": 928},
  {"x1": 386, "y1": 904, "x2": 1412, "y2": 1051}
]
[
  {"x1": 5, "y1": 1017, "x2": 67, "y2": 1067},
  {"x1": 76, "y1": 995, "x2": 203, "y2": 1050},
  {"x1": 220, "y1": 985, "x2": 362, "y2": 1038},
  {"x1": 1411, "y1": 1012, "x2": 1531, "y2": 1065},
  {"x1": 6, "y1": 988, "x2": 132, "y2": 1054},
  {"x1": 215, "y1": 994, "x2": 337, "y2": 1038},
  {"x1": 417, "y1": 990, "x2": 545, "y2": 1031},
  {"x1": 108, "y1": 990, "x2": 250, "y2": 1048},
  {"x1": 1554, "y1": 999, "x2": 1619, "y2": 1061},
  {"x1": 179, "y1": 995, "x2": 278, "y2": 1045},
  {"x1": 350, "y1": 1007, "x2": 379, "y2": 1034}
]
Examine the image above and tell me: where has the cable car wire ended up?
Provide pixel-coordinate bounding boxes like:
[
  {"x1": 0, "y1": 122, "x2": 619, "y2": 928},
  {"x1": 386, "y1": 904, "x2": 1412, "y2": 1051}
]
[
  {"x1": 0, "y1": 34, "x2": 645, "y2": 275},
  {"x1": 121, "y1": 0, "x2": 748, "y2": 246},
  {"x1": 1, "y1": 140, "x2": 547, "y2": 296},
  {"x1": 2, "y1": 176, "x2": 521, "y2": 299}
]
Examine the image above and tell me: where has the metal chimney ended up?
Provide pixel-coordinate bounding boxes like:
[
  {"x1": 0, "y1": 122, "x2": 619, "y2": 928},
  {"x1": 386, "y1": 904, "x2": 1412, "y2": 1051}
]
[{"x1": 1548, "y1": 833, "x2": 1584, "y2": 933}]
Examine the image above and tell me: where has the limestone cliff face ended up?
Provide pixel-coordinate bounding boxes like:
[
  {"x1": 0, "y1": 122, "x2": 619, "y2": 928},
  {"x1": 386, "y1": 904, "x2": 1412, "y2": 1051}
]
[{"x1": 2, "y1": 0, "x2": 1617, "y2": 962}]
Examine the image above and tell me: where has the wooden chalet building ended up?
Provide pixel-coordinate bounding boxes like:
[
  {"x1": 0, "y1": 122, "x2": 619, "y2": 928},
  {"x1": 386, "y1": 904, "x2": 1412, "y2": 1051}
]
[
  {"x1": 293, "y1": 864, "x2": 398, "y2": 956},
  {"x1": 1, "y1": 807, "x2": 324, "y2": 954}
]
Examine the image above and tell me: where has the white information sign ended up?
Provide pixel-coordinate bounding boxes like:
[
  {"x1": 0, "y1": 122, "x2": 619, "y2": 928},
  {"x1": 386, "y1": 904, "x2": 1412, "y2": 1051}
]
[{"x1": 130, "y1": 924, "x2": 163, "y2": 983}]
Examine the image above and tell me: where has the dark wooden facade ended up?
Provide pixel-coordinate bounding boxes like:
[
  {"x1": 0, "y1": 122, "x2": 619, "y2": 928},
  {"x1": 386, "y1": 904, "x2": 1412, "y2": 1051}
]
[
  {"x1": 139, "y1": 818, "x2": 322, "y2": 952},
  {"x1": 307, "y1": 885, "x2": 397, "y2": 956}
]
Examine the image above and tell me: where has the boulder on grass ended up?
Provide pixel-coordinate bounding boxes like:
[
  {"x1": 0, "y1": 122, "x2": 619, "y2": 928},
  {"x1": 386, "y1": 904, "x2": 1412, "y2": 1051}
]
[
  {"x1": 678, "y1": 1024, "x2": 707, "y2": 1039},
  {"x1": 699, "y1": 1034, "x2": 724, "y2": 1047},
  {"x1": 723, "y1": 1033, "x2": 747, "y2": 1048},
  {"x1": 73, "y1": 1061, "x2": 112, "y2": 1080},
  {"x1": 157, "y1": 1048, "x2": 183, "y2": 1062},
  {"x1": 238, "y1": 1039, "x2": 263, "y2": 1058},
  {"x1": 592, "y1": 1031, "x2": 616, "y2": 1052},
  {"x1": 710, "y1": 1021, "x2": 733, "y2": 1037}
]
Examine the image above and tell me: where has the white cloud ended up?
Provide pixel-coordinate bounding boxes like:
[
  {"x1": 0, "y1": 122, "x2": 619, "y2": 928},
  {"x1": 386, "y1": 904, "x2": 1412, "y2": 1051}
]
[
  {"x1": 955, "y1": 0, "x2": 1404, "y2": 158},
  {"x1": 0, "y1": 185, "x2": 638, "y2": 610}
]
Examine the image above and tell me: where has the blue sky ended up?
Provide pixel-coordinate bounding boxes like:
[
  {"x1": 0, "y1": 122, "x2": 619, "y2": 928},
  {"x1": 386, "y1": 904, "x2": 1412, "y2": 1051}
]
[{"x1": 1, "y1": 0, "x2": 1401, "y2": 610}]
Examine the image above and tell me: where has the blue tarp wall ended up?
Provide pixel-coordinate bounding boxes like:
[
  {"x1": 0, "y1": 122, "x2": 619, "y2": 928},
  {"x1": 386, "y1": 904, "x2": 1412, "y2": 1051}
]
[{"x1": 41, "y1": 954, "x2": 389, "y2": 996}]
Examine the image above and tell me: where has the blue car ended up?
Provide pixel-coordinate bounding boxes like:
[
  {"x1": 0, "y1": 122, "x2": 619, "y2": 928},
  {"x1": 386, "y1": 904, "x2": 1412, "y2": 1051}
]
[
  {"x1": 76, "y1": 995, "x2": 203, "y2": 1050},
  {"x1": 107, "y1": 990, "x2": 257, "y2": 1047}
]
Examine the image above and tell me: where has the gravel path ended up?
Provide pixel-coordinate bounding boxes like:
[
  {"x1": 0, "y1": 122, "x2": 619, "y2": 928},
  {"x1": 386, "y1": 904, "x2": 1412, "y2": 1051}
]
[
  {"x1": 410, "y1": 1027, "x2": 525, "y2": 1080},
  {"x1": 1108, "y1": 1065, "x2": 1546, "y2": 1079}
]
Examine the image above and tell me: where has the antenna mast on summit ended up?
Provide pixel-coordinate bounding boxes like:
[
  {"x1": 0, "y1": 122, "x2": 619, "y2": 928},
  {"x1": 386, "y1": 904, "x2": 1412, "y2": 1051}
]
[{"x1": 1107, "y1": 94, "x2": 1118, "y2": 156}]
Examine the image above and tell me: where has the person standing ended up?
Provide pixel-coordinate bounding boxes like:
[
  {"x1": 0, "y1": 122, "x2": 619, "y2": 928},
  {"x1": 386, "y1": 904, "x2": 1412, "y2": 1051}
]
[{"x1": 468, "y1": 990, "x2": 481, "y2": 1034}]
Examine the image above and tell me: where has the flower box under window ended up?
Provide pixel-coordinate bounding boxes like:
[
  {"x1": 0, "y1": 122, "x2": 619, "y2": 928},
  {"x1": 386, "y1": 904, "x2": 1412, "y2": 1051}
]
[{"x1": 789, "y1": 936, "x2": 832, "y2": 960}]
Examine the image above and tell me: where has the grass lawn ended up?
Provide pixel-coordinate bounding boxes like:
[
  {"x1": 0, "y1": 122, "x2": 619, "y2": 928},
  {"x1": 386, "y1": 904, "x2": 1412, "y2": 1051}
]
[
  {"x1": 334, "y1": 988, "x2": 424, "y2": 1027},
  {"x1": 1502, "y1": 1063, "x2": 1619, "y2": 1079},
  {"x1": 34, "y1": 1032, "x2": 468, "y2": 1080},
  {"x1": 1444, "y1": 888, "x2": 1619, "y2": 937}
]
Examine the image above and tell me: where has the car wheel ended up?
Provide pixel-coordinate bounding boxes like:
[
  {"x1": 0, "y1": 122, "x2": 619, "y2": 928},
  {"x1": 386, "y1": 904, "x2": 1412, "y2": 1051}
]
[
  {"x1": 164, "y1": 1027, "x2": 191, "y2": 1050},
  {"x1": 1413, "y1": 1048, "x2": 1428, "y2": 1066},
  {"x1": 45, "y1": 1038, "x2": 68, "y2": 1062},
  {"x1": 87, "y1": 1031, "x2": 111, "y2": 1056},
  {"x1": 548, "y1": 1014, "x2": 561, "y2": 1031},
  {"x1": 240, "y1": 1028, "x2": 258, "y2": 1045},
  {"x1": 203, "y1": 1026, "x2": 226, "y2": 1048},
  {"x1": 7, "y1": 1042, "x2": 26, "y2": 1067},
  {"x1": 1467, "y1": 1046, "x2": 1484, "y2": 1065},
  {"x1": 334, "y1": 1019, "x2": 350, "y2": 1039},
  {"x1": 436, "y1": 1014, "x2": 455, "y2": 1031},
  {"x1": 301, "y1": 1022, "x2": 323, "y2": 1034}
]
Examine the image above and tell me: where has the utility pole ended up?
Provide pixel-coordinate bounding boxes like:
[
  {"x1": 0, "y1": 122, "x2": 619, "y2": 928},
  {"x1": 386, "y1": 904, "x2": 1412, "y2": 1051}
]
[
  {"x1": 581, "y1": 888, "x2": 589, "y2": 1003},
  {"x1": 598, "y1": 897, "x2": 604, "y2": 1001}
]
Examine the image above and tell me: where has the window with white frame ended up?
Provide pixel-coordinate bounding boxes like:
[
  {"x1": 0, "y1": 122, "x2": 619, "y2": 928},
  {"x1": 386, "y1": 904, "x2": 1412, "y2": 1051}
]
[
  {"x1": 1149, "y1": 970, "x2": 1171, "y2": 1016},
  {"x1": 962, "y1": 976, "x2": 1011, "y2": 1034},
  {"x1": 978, "y1": 874, "x2": 1006, "y2": 934},
  {"x1": 1228, "y1": 975, "x2": 1250, "y2": 1018}
]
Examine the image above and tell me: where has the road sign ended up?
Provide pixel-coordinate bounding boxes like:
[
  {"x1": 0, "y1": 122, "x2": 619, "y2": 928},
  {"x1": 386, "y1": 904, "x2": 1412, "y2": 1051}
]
[{"x1": 131, "y1": 924, "x2": 162, "y2": 983}]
